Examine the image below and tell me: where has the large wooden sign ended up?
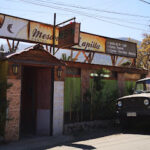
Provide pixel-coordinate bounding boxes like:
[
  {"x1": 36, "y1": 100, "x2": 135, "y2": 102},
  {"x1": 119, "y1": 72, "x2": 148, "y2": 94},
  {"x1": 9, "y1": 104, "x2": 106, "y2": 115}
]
[
  {"x1": 0, "y1": 13, "x2": 59, "y2": 45},
  {"x1": 106, "y1": 38, "x2": 137, "y2": 58},
  {"x1": 71, "y1": 32, "x2": 137, "y2": 58},
  {"x1": 58, "y1": 22, "x2": 80, "y2": 48},
  {"x1": 72, "y1": 32, "x2": 106, "y2": 53}
]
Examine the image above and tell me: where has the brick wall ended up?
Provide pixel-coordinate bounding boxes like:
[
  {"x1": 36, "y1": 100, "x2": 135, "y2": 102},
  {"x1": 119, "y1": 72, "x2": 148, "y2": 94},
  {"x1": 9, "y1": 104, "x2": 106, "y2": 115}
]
[
  {"x1": 117, "y1": 73, "x2": 125, "y2": 97},
  {"x1": 81, "y1": 69, "x2": 91, "y2": 95},
  {"x1": 5, "y1": 79, "x2": 21, "y2": 141}
]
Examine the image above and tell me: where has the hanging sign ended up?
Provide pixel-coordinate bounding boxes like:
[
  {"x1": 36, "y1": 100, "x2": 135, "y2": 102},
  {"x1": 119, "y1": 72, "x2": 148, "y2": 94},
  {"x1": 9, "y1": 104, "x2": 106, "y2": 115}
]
[
  {"x1": 0, "y1": 14, "x2": 28, "y2": 40},
  {"x1": 106, "y1": 38, "x2": 137, "y2": 58},
  {"x1": 58, "y1": 22, "x2": 80, "y2": 48},
  {"x1": 72, "y1": 32, "x2": 106, "y2": 53},
  {"x1": 29, "y1": 21, "x2": 59, "y2": 45},
  {"x1": 0, "y1": 13, "x2": 59, "y2": 45},
  {"x1": 71, "y1": 32, "x2": 137, "y2": 58}
]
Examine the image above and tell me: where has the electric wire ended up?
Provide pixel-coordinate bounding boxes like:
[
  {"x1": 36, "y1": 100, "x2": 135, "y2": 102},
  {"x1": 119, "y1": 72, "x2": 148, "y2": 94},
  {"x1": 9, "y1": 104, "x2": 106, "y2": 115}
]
[
  {"x1": 139, "y1": 0, "x2": 150, "y2": 4},
  {"x1": 7, "y1": 0, "x2": 150, "y2": 22},
  {"x1": 20, "y1": 0, "x2": 150, "y2": 19},
  {"x1": 2, "y1": 0, "x2": 150, "y2": 32},
  {"x1": 18, "y1": 0, "x2": 150, "y2": 32},
  {"x1": 0, "y1": 6, "x2": 148, "y2": 26}
]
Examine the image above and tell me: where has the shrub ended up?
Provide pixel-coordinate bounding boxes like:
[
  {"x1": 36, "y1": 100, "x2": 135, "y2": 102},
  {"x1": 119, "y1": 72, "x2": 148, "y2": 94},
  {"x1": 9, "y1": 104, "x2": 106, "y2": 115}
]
[{"x1": 0, "y1": 61, "x2": 8, "y2": 136}]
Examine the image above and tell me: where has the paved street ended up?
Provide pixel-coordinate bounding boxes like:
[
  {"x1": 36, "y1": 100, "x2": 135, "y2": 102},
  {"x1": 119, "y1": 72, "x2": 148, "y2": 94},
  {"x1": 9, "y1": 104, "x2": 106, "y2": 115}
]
[
  {"x1": 1, "y1": 127, "x2": 150, "y2": 150},
  {"x1": 50, "y1": 133, "x2": 150, "y2": 150}
]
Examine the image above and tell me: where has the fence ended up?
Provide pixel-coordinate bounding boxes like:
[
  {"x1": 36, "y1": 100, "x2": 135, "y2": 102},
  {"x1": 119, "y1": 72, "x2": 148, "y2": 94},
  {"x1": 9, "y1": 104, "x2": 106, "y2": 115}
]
[{"x1": 64, "y1": 76, "x2": 135, "y2": 124}]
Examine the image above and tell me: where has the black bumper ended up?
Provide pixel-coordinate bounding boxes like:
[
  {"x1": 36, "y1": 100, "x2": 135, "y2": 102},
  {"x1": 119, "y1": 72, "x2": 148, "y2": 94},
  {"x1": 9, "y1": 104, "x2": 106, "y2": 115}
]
[{"x1": 117, "y1": 109, "x2": 150, "y2": 119}]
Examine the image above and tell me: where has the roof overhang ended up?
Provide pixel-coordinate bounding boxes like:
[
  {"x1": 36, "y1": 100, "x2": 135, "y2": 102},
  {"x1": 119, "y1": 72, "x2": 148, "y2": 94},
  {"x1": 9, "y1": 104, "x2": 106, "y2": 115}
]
[
  {"x1": 5, "y1": 45, "x2": 65, "y2": 67},
  {"x1": 65, "y1": 61, "x2": 148, "y2": 74}
]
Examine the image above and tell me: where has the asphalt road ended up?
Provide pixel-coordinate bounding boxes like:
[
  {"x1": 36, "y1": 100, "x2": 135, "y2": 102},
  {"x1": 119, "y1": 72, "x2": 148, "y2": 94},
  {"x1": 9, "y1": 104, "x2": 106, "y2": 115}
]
[
  {"x1": 49, "y1": 133, "x2": 150, "y2": 150},
  {"x1": 1, "y1": 125, "x2": 150, "y2": 150},
  {"x1": 49, "y1": 128, "x2": 150, "y2": 150}
]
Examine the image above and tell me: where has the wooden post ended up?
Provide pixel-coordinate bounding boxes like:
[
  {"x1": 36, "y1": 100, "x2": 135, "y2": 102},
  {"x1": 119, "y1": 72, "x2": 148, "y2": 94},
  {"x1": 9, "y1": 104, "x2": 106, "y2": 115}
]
[{"x1": 53, "y1": 13, "x2": 56, "y2": 55}]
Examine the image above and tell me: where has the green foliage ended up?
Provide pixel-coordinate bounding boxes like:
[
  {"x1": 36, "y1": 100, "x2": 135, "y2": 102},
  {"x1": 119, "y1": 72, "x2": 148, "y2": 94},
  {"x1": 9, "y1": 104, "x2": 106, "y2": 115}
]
[
  {"x1": 64, "y1": 77, "x2": 81, "y2": 112},
  {"x1": 83, "y1": 69, "x2": 118, "y2": 120},
  {"x1": 0, "y1": 61, "x2": 8, "y2": 136},
  {"x1": 136, "y1": 34, "x2": 150, "y2": 69},
  {"x1": 90, "y1": 79, "x2": 118, "y2": 120},
  {"x1": 93, "y1": 69, "x2": 105, "y2": 91},
  {"x1": 99, "y1": 82, "x2": 118, "y2": 119},
  {"x1": 64, "y1": 69, "x2": 120, "y2": 123},
  {"x1": 61, "y1": 53, "x2": 71, "y2": 61},
  {"x1": 82, "y1": 89, "x2": 91, "y2": 121},
  {"x1": 125, "y1": 81, "x2": 135, "y2": 95},
  {"x1": 121, "y1": 61, "x2": 131, "y2": 67},
  {"x1": 0, "y1": 45, "x2": 4, "y2": 52},
  {"x1": 64, "y1": 69, "x2": 135, "y2": 122}
]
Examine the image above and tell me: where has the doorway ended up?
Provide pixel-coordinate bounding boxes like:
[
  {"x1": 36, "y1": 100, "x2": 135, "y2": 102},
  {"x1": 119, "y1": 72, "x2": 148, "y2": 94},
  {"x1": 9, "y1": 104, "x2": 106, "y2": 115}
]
[{"x1": 20, "y1": 66, "x2": 52, "y2": 136}]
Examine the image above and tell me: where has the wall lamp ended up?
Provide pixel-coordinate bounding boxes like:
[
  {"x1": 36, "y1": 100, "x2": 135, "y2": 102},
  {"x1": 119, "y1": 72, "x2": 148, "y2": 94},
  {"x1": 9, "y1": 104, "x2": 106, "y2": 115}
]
[
  {"x1": 12, "y1": 64, "x2": 19, "y2": 75},
  {"x1": 57, "y1": 66, "x2": 63, "y2": 79}
]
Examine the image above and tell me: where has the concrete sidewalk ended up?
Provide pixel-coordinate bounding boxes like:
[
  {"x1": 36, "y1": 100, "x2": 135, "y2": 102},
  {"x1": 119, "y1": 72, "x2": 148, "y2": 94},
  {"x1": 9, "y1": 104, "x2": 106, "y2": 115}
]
[{"x1": 0, "y1": 135, "x2": 73, "y2": 150}]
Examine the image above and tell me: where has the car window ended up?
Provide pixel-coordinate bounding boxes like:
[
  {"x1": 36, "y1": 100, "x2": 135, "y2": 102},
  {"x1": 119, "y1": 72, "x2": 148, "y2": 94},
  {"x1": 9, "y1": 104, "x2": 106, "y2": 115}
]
[
  {"x1": 135, "y1": 79, "x2": 150, "y2": 93},
  {"x1": 136, "y1": 83, "x2": 144, "y2": 91},
  {"x1": 146, "y1": 80, "x2": 150, "y2": 91}
]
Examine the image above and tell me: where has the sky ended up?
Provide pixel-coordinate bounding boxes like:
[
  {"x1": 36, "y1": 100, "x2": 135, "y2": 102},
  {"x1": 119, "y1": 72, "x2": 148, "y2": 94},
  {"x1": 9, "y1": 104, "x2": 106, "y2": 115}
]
[{"x1": 0, "y1": 0, "x2": 150, "y2": 42}]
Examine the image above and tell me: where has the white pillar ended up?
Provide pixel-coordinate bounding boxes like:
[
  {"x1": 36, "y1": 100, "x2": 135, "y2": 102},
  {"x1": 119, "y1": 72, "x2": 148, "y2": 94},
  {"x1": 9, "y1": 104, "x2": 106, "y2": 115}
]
[{"x1": 53, "y1": 81, "x2": 64, "y2": 135}]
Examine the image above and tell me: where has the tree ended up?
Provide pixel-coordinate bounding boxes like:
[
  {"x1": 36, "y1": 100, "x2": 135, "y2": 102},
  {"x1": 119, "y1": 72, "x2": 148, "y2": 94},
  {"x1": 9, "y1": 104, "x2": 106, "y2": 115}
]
[
  {"x1": 0, "y1": 45, "x2": 4, "y2": 52},
  {"x1": 0, "y1": 45, "x2": 5, "y2": 58},
  {"x1": 136, "y1": 34, "x2": 150, "y2": 69},
  {"x1": 0, "y1": 61, "x2": 8, "y2": 137}
]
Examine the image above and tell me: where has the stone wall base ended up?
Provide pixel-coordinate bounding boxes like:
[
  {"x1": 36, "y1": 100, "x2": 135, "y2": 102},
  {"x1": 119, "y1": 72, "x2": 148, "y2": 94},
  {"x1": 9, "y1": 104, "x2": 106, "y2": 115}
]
[{"x1": 64, "y1": 120, "x2": 115, "y2": 134}]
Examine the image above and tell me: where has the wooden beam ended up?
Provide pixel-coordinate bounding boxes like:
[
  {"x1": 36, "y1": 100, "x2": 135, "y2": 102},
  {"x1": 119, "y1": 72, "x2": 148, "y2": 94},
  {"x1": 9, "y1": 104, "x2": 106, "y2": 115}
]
[
  {"x1": 15, "y1": 41, "x2": 19, "y2": 51},
  {"x1": 70, "y1": 50, "x2": 73, "y2": 61},
  {"x1": 82, "y1": 51, "x2": 89, "y2": 62},
  {"x1": 46, "y1": 45, "x2": 48, "y2": 51},
  {"x1": 73, "y1": 51, "x2": 81, "y2": 61},
  {"x1": 111, "y1": 56, "x2": 115, "y2": 66},
  {"x1": 6, "y1": 39, "x2": 11, "y2": 51},
  {"x1": 65, "y1": 61, "x2": 148, "y2": 74},
  {"x1": 111, "y1": 56, "x2": 118, "y2": 66},
  {"x1": 54, "y1": 48, "x2": 60, "y2": 55},
  {"x1": 131, "y1": 58, "x2": 136, "y2": 67},
  {"x1": 115, "y1": 56, "x2": 118, "y2": 63},
  {"x1": 12, "y1": 40, "x2": 15, "y2": 50},
  {"x1": 91, "y1": 52, "x2": 95, "y2": 62},
  {"x1": 117, "y1": 57, "x2": 126, "y2": 66},
  {"x1": 88, "y1": 52, "x2": 95, "y2": 63}
]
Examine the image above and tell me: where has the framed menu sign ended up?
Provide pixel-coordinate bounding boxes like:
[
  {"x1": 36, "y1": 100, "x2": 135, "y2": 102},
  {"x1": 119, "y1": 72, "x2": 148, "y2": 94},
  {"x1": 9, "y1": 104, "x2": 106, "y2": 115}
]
[{"x1": 106, "y1": 38, "x2": 137, "y2": 58}]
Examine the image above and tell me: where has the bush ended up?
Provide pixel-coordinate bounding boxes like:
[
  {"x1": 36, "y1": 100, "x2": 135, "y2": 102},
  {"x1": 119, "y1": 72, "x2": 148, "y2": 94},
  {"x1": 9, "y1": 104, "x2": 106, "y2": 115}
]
[
  {"x1": 84, "y1": 69, "x2": 119, "y2": 120},
  {"x1": 0, "y1": 61, "x2": 8, "y2": 136}
]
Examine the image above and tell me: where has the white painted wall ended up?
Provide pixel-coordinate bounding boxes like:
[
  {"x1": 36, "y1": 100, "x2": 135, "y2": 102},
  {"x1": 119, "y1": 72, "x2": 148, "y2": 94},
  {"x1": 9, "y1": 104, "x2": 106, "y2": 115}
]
[
  {"x1": 53, "y1": 81, "x2": 64, "y2": 135},
  {"x1": 36, "y1": 109, "x2": 50, "y2": 135}
]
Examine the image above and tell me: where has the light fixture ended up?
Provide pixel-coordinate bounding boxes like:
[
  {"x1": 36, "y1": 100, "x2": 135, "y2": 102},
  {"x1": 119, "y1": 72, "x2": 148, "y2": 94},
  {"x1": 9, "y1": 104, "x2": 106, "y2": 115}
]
[
  {"x1": 117, "y1": 101, "x2": 122, "y2": 107},
  {"x1": 12, "y1": 64, "x2": 19, "y2": 75},
  {"x1": 57, "y1": 66, "x2": 63, "y2": 79},
  {"x1": 144, "y1": 99, "x2": 149, "y2": 106}
]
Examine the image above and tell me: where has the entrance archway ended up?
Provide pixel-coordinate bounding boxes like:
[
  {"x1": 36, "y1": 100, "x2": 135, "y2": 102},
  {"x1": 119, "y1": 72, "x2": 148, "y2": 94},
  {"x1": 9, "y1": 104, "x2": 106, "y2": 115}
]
[
  {"x1": 5, "y1": 45, "x2": 64, "y2": 140},
  {"x1": 21, "y1": 66, "x2": 52, "y2": 136}
]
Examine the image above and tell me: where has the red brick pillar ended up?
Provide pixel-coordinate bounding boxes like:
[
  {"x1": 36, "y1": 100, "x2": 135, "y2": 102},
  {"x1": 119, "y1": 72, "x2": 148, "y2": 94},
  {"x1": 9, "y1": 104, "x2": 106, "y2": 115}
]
[
  {"x1": 81, "y1": 69, "x2": 91, "y2": 96},
  {"x1": 146, "y1": 71, "x2": 150, "y2": 77},
  {"x1": 117, "y1": 73, "x2": 125, "y2": 97},
  {"x1": 5, "y1": 79, "x2": 21, "y2": 141}
]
